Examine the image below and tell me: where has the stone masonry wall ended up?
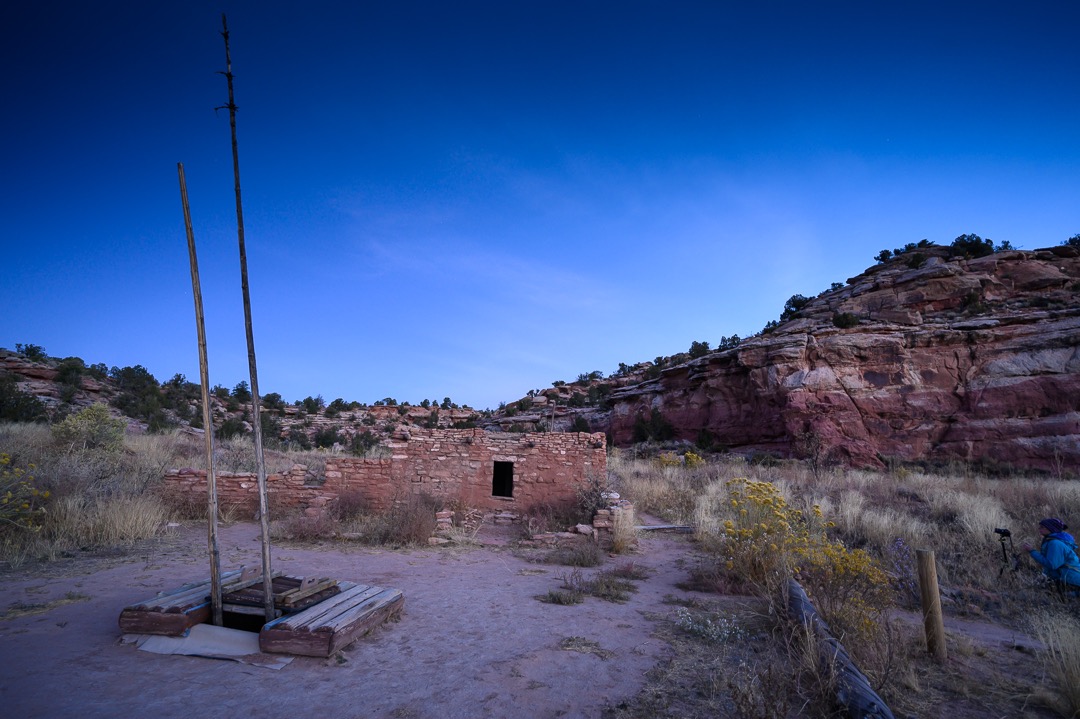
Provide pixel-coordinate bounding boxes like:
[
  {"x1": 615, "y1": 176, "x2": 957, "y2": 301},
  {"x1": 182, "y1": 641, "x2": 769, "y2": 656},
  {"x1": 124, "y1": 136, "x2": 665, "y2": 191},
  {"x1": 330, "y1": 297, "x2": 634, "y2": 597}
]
[
  {"x1": 162, "y1": 464, "x2": 336, "y2": 518},
  {"x1": 163, "y1": 428, "x2": 607, "y2": 517}
]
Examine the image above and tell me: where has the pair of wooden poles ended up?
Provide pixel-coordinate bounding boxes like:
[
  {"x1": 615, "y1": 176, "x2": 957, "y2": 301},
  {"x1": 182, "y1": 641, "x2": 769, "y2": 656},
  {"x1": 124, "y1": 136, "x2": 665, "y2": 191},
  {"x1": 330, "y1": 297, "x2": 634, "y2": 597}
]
[{"x1": 177, "y1": 14, "x2": 274, "y2": 625}]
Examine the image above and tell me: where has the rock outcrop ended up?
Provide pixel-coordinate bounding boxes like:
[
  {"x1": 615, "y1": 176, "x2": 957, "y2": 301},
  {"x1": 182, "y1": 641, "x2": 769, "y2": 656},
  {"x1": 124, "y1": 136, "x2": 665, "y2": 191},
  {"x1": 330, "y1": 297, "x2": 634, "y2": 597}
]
[{"x1": 607, "y1": 246, "x2": 1080, "y2": 471}]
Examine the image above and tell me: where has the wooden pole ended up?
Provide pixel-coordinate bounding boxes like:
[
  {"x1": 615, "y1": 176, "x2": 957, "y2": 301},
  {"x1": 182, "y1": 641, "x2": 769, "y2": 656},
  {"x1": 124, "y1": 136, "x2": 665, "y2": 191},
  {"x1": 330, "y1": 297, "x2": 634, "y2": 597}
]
[
  {"x1": 916, "y1": 549, "x2": 947, "y2": 662},
  {"x1": 178, "y1": 162, "x2": 223, "y2": 626},
  {"x1": 220, "y1": 14, "x2": 275, "y2": 623}
]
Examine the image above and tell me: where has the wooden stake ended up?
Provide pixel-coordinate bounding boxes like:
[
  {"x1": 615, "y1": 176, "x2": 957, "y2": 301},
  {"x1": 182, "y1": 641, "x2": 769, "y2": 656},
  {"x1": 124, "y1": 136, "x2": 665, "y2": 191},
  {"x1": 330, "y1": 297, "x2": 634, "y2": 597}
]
[
  {"x1": 220, "y1": 13, "x2": 274, "y2": 622},
  {"x1": 178, "y1": 162, "x2": 223, "y2": 626},
  {"x1": 916, "y1": 549, "x2": 947, "y2": 662}
]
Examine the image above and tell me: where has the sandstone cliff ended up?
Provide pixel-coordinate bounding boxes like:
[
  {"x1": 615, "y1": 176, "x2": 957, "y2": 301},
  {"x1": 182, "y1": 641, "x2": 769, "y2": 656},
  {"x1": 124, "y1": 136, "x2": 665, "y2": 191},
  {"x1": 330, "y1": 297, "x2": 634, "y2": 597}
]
[{"x1": 605, "y1": 246, "x2": 1079, "y2": 471}]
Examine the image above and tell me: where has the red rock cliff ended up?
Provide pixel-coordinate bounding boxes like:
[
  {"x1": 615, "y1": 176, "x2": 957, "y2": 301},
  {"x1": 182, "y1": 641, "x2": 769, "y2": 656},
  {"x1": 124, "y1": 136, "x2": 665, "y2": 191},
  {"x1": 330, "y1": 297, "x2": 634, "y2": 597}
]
[{"x1": 608, "y1": 246, "x2": 1080, "y2": 471}]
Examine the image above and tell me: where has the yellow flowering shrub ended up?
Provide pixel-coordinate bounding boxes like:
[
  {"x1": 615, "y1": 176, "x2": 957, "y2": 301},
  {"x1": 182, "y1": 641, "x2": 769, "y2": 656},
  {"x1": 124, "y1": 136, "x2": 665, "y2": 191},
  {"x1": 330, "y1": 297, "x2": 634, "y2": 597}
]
[
  {"x1": 654, "y1": 452, "x2": 682, "y2": 468},
  {"x1": 707, "y1": 478, "x2": 816, "y2": 588},
  {"x1": 706, "y1": 478, "x2": 891, "y2": 647},
  {"x1": 795, "y1": 540, "x2": 892, "y2": 645},
  {"x1": 683, "y1": 451, "x2": 705, "y2": 468},
  {"x1": 0, "y1": 453, "x2": 49, "y2": 531}
]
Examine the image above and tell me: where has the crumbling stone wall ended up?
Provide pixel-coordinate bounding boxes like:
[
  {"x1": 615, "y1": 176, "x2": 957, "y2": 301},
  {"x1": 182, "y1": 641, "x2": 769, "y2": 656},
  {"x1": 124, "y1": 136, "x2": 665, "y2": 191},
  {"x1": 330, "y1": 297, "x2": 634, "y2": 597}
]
[
  {"x1": 162, "y1": 464, "x2": 336, "y2": 517},
  {"x1": 163, "y1": 428, "x2": 607, "y2": 516}
]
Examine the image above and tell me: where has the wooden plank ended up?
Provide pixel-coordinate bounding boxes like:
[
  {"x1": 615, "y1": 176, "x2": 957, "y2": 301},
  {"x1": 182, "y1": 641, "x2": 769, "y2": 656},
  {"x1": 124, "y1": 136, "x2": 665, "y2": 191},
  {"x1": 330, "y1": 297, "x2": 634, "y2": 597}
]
[
  {"x1": 153, "y1": 570, "x2": 242, "y2": 599},
  {"x1": 119, "y1": 602, "x2": 210, "y2": 636},
  {"x1": 320, "y1": 588, "x2": 402, "y2": 633},
  {"x1": 637, "y1": 524, "x2": 693, "y2": 533},
  {"x1": 326, "y1": 590, "x2": 403, "y2": 655},
  {"x1": 283, "y1": 584, "x2": 342, "y2": 611},
  {"x1": 127, "y1": 570, "x2": 283, "y2": 612},
  {"x1": 223, "y1": 603, "x2": 281, "y2": 617},
  {"x1": 260, "y1": 588, "x2": 404, "y2": 657},
  {"x1": 264, "y1": 584, "x2": 372, "y2": 631},
  {"x1": 222, "y1": 577, "x2": 297, "y2": 606},
  {"x1": 279, "y1": 578, "x2": 338, "y2": 608},
  {"x1": 269, "y1": 585, "x2": 383, "y2": 633}
]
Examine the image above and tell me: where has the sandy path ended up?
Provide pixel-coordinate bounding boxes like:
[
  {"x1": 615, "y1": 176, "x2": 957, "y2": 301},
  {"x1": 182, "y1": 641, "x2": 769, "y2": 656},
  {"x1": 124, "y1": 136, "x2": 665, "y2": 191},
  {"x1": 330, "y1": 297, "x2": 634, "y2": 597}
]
[{"x1": 0, "y1": 522, "x2": 714, "y2": 719}]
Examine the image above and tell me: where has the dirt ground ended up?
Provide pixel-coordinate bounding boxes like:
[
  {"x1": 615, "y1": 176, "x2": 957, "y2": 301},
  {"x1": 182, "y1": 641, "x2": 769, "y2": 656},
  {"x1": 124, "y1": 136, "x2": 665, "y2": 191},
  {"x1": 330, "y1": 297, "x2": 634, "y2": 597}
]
[{"x1": 0, "y1": 519, "x2": 1064, "y2": 719}]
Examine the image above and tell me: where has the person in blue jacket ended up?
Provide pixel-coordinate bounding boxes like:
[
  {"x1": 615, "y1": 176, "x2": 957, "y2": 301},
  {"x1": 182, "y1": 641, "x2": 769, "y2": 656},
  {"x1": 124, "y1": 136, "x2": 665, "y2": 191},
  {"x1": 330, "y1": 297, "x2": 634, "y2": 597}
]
[{"x1": 1021, "y1": 517, "x2": 1080, "y2": 593}]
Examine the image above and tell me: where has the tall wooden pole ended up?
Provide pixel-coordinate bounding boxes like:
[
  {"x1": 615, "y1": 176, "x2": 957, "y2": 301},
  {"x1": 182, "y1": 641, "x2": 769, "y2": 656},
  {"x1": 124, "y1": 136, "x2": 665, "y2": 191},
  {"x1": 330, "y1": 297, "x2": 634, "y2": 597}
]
[
  {"x1": 916, "y1": 549, "x2": 948, "y2": 662},
  {"x1": 178, "y1": 162, "x2": 223, "y2": 626},
  {"x1": 220, "y1": 14, "x2": 275, "y2": 622}
]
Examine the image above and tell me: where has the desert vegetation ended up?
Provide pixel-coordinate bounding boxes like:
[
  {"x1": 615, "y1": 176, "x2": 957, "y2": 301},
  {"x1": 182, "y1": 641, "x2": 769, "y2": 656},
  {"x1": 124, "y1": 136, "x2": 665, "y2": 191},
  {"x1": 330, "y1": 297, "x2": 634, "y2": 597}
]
[
  {"x1": 608, "y1": 448, "x2": 1080, "y2": 717},
  {"x1": 3, "y1": 411, "x2": 1080, "y2": 716}
]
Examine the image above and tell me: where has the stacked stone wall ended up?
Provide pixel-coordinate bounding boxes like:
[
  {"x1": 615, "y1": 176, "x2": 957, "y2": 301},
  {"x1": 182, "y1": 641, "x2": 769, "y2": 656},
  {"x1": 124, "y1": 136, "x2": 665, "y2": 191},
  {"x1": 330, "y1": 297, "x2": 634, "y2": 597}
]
[
  {"x1": 162, "y1": 464, "x2": 336, "y2": 517},
  {"x1": 163, "y1": 428, "x2": 607, "y2": 517}
]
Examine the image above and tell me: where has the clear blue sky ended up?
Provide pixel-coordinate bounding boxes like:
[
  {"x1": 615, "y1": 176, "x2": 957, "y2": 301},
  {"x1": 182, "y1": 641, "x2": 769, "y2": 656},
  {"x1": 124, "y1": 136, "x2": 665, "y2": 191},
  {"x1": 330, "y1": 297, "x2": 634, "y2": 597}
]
[{"x1": 3, "y1": 1, "x2": 1078, "y2": 410}]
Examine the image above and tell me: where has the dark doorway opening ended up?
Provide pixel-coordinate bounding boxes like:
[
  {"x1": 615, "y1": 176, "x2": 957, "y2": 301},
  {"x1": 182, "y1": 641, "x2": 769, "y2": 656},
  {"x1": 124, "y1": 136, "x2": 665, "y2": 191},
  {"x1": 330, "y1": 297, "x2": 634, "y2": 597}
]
[{"x1": 492, "y1": 461, "x2": 514, "y2": 498}]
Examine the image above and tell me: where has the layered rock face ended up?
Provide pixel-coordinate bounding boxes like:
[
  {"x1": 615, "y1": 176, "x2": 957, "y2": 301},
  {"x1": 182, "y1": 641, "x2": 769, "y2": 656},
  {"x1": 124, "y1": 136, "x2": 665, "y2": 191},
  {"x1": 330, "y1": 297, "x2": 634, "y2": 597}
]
[{"x1": 609, "y1": 246, "x2": 1080, "y2": 471}]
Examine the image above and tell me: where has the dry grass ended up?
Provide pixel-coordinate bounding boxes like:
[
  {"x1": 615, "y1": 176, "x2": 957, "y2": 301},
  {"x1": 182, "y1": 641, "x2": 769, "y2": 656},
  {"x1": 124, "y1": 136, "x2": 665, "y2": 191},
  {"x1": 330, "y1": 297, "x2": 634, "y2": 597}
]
[
  {"x1": 612, "y1": 449, "x2": 1080, "y2": 606},
  {"x1": 1030, "y1": 609, "x2": 1080, "y2": 717},
  {"x1": 609, "y1": 448, "x2": 1080, "y2": 716},
  {"x1": 0, "y1": 423, "x2": 184, "y2": 566}
]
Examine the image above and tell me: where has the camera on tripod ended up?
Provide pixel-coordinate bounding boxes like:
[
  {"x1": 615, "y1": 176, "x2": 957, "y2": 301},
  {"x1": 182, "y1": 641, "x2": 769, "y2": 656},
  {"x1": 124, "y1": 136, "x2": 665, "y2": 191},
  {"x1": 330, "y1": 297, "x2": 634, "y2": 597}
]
[{"x1": 994, "y1": 527, "x2": 1019, "y2": 575}]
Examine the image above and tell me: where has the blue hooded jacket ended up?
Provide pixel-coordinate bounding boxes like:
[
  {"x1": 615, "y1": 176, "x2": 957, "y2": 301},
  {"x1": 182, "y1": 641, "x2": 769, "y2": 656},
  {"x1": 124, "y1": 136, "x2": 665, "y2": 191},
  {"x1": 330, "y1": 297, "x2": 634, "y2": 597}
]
[{"x1": 1029, "y1": 531, "x2": 1080, "y2": 588}]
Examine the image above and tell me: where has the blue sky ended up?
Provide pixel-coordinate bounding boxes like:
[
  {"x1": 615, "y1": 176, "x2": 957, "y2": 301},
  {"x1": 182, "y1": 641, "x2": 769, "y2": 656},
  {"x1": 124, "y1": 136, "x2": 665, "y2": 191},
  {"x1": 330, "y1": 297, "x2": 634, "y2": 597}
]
[{"x1": 3, "y1": 1, "x2": 1078, "y2": 410}]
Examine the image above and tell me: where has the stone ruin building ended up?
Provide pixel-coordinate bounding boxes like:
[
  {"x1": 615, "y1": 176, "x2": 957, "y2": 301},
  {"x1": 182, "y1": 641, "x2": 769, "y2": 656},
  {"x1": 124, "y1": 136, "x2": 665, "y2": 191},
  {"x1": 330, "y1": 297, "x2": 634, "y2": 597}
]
[{"x1": 164, "y1": 428, "x2": 610, "y2": 525}]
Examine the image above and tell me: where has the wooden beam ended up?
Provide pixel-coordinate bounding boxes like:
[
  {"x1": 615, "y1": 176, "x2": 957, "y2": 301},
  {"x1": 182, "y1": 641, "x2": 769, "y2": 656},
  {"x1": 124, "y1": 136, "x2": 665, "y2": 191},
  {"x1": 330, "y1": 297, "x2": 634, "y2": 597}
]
[{"x1": 178, "y1": 161, "x2": 223, "y2": 627}]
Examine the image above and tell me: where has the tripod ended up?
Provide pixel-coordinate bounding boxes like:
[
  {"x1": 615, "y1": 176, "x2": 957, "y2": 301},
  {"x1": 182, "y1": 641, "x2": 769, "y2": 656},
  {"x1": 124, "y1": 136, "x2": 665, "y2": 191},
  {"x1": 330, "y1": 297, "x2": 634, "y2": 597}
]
[{"x1": 995, "y1": 528, "x2": 1020, "y2": 577}]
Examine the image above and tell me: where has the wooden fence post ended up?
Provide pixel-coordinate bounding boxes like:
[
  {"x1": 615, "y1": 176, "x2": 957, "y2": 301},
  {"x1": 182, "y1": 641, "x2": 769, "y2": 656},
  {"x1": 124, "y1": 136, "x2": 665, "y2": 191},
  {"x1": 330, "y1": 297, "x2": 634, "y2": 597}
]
[{"x1": 916, "y1": 549, "x2": 947, "y2": 662}]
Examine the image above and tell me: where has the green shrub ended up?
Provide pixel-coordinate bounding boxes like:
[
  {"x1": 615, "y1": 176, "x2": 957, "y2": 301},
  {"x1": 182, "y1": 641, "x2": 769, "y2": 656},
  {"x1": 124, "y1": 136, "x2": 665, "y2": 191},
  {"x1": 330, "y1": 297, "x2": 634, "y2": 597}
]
[
  {"x1": 259, "y1": 411, "x2": 282, "y2": 444},
  {"x1": 717, "y1": 335, "x2": 741, "y2": 350},
  {"x1": 54, "y1": 357, "x2": 85, "y2": 389},
  {"x1": 286, "y1": 426, "x2": 312, "y2": 450},
  {"x1": 313, "y1": 425, "x2": 342, "y2": 448},
  {"x1": 298, "y1": 396, "x2": 324, "y2": 414},
  {"x1": 231, "y1": 381, "x2": 251, "y2": 403},
  {"x1": 216, "y1": 417, "x2": 247, "y2": 440},
  {"x1": 780, "y1": 294, "x2": 812, "y2": 321},
  {"x1": 569, "y1": 416, "x2": 591, "y2": 433},
  {"x1": 325, "y1": 398, "x2": 350, "y2": 418},
  {"x1": 537, "y1": 588, "x2": 585, "y2": 605},
  {"x1": 689, "y1": 340, "x2": 711, "y2": 359},
  {"x1": 52, "y1": 404, "x2": 125, "y2": 452},
  {"x1": 950, "y1": 233, "x2": 995, "y2": 258},
  {"x1": 632, "y1": 410, "x2": 675, "y2": 442},
  {"x1": 0, "y1": 374, "x2": 47, "y2": 423},
  {"x1": 832, "y1": 312, "x2": 860, "y2": 329},
  {"x1": 109, "y1": 365, "x2": 168, "y2": 431},
  {"x1": 14, "y1": 343, "x2": 48, "y2": 362},
  {"x1": 348, "y1": 430, "x2": 379, "y2": 456}
]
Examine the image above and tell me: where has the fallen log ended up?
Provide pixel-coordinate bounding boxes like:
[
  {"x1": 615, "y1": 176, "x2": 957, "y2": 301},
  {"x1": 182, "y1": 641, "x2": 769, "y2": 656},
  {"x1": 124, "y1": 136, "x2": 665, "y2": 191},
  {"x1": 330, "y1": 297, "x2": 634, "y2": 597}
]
[{"x1": 787, "y1": 579, "x2": 895, "y2": 719}]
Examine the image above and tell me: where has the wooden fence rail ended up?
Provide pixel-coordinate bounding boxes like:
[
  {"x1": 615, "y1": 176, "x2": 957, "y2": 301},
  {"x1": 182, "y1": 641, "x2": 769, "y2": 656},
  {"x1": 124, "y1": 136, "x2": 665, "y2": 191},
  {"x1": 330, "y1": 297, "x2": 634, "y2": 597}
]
[{"x1": 787, "y1": 579, "x2": 896, "y2": 719}]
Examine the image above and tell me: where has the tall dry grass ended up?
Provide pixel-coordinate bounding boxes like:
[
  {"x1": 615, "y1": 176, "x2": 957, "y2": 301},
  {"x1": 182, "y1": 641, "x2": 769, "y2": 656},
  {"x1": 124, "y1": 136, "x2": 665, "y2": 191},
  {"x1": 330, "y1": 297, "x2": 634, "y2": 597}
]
[
  {"x1": 0, "y1": 423, "x2": 198, "y2": 566},
  {"x1": 1030, "y1": 608, "x2": 1080, "y2": 718},
  {"x1": 615, "y1": 448, "x2": 1080, "y2": 598},
  {"x1": 610, "y1": 448, "x2": 1080, "y2": 711}
]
